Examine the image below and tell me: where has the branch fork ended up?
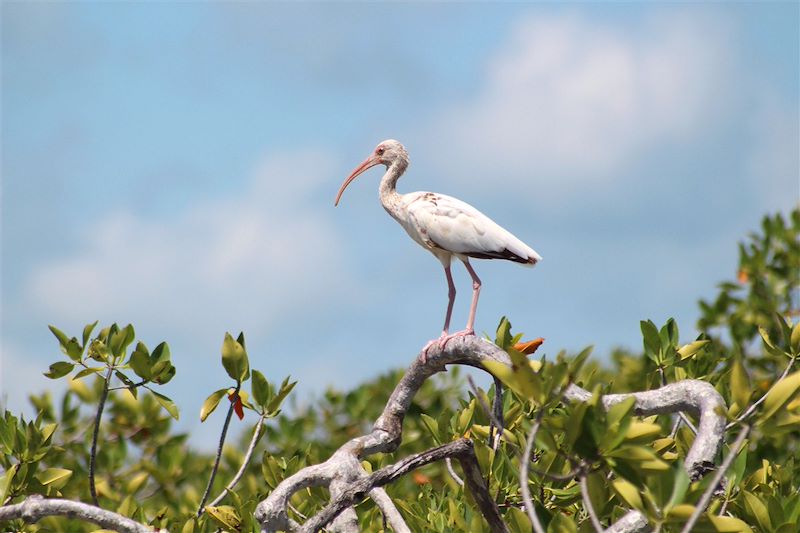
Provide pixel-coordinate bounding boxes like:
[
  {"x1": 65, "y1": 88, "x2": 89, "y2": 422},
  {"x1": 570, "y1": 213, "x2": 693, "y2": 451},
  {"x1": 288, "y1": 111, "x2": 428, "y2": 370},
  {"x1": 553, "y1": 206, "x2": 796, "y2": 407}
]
[{"x1": 255, "y1": 336, "x2": 728, "y2": 533}]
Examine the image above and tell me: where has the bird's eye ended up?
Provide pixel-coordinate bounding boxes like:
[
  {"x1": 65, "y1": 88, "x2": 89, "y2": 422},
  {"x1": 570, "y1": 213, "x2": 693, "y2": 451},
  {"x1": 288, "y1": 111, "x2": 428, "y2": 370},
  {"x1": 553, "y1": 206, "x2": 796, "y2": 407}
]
[{"x1": 376, "y1": 147, "x2": 385, "y2": 155}]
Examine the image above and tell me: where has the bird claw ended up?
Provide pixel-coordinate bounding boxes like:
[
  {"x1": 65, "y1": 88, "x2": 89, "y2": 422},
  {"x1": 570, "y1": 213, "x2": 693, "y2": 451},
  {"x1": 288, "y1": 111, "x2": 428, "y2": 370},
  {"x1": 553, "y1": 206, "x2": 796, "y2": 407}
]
[
  {"x1": 440, "y1": 329, "x2": 475, "y2": 350},
  {"x1": 419, "y1": 329, "x2": 476, "y2": 364},
  {"x1": 419, "y1": 337, "x2": 443, "y2": 364}
]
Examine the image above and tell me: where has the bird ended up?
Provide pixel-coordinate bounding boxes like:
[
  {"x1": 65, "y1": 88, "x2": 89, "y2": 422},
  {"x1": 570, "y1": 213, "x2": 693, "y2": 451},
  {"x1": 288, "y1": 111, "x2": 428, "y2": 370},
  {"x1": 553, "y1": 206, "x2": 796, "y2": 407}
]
[{"x1": 335, "y1": 140, "x2": 541, "y2": 357}]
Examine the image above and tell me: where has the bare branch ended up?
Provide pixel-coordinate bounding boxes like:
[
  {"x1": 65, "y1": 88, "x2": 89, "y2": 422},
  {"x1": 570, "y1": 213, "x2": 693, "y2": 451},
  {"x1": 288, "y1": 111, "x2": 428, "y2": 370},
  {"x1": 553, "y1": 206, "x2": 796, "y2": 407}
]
[
  {"x1": 0, "y1": 495, "x2": 158, "y2": 533},
  {"x1": 455, "y1": 441, "x2": 509, "y2": 533},
  {"x1": 89, "y1": 367, "x2": 114, "y2": 506},
  {"x1": 369, "y1": 487, "x2": 411, "y2": 533},
  {"x1": 679, "y1": 426, "x2": 750, "y2": 533},
  {"x1": 467, "y1": 375, "x2": 504, "y2": 451},
  {"x1": 207, "y1": 413, "x2": 267, "y2": 508},
  {"x1": 604, "y1": 510, "x2": 651, "y2": 533},
  {"x1": 564, "y1": 380, "x2": 726, "y2": 480},
  {"x1": 198, "y1": 384, "x2": 240, "y2": 516},
  {"x1": 579, "y1": 472, "x2": 603, "y2": 532},
  {"x1": 519, "y1": 418, "x2": 546, "y2": 533},
  {"x1": 445, "y1": 457, "x2": 464, "y2": 486},
  {"x1": 728, "y1": 356, "x2": 797, "y2": 429},
  {"x1": 297, "y1": 439, "x2": 506, "y2": 533},
  {"x1": 256, "y1": 335, "x2": 511, "y2": 532},
  {"x1": 256, "y1": 336, "x2": 727, "y2": 533}
]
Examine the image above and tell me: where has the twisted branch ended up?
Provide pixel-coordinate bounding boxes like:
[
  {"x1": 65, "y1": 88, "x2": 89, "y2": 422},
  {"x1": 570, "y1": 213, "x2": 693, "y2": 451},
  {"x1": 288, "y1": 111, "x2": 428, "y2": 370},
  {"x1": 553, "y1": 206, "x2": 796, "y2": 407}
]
[
  {"x1": 255, "y1": 336, "x2": 727, "y2": 533},
  {"x1": 0, "y1": 495, "x2": 158, "y2": 533}
]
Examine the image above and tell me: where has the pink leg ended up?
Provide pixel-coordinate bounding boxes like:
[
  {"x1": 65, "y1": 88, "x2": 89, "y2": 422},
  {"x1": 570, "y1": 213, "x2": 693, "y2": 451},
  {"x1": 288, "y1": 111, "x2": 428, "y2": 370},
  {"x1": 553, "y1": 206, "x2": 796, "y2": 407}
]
[
  {"x1": 441, "y1": 265, "x2": 456, "y2": 335},
  {"x1": 421, "y1": 265, "x2": 457, "y2": 362},
  {"x1": 437, "y1": 261, "x2": 481, "y2": 352},
  {"x1": 462, "y1": 260, "x2": 481, "y2": 332}
]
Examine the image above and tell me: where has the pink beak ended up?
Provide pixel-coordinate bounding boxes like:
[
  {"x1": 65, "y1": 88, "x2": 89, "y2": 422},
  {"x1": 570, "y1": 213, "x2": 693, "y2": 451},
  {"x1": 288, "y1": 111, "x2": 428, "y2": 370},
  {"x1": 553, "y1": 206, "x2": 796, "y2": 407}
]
[{"x1": 334, "y1": 154, "x2": 381, "y2": 206}]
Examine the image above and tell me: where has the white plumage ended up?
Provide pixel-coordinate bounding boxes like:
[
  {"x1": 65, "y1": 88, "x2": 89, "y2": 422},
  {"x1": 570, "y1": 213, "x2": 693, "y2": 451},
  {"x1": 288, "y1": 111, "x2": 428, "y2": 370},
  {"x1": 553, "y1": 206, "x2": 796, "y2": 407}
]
[
  {"x1": 400, "y1": 191, "x2": 542, "y2": 266},
  {"x1": 335, "y1": 140, "x2": 541, "y2": 354}
]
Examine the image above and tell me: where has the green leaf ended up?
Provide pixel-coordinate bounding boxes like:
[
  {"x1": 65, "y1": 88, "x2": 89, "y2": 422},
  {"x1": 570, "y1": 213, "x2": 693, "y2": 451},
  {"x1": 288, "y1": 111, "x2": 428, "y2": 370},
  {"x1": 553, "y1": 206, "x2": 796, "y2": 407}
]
[
  {"x1": 82, "y1": 321, "x2": 98, "y2": 348},
  {"x1": 570, "y1": 346, "x2": 593, "y2": 376},
  {"x1": 36, "y1": 467, "x2": 72, "y2": 489},
  {"x1": 664, "y1": 465, "x2": 690, "y2": 513},
  {"x1": 74, "y1": 367, "x2": 104, "y2": 380},
  {"x1": 152, "y1": 363, "x2": 176, "y2": 385},
  {"x1": 48, "y1": 325, "x2": 70, "y2": 350},
  {"x1": 607, "y1": 397, "x2": 636, "y2": 427},
  {"x1": 678, "y1": 340, "x2": 710, "y2": 360},
  {"x1": 761, "y1": 370, "x2": 800, "y2": 421},
  {"x1": 640, "y1": 320, "x2": 661, "y2": 357},
  {"x1": 251, "y1": 370, "x2": 269, "y2": 408},
  {"x1": 43, "y1": 361, "x2": 74, "y2": 379},
  {"x1": 151, "y1": 342, "x2": 170, "y2": 363},
  {"x1": 625, "y1": 421, "x2": 663, "y2": 441},
  {"x1": 611, "y1": 479, "x2": 644, "y2": 512},
  {"x1": 546, "y1": 511, "x2": 577, "y2": 533},
  {"x1": 0, "y1": 464, "x2": 19, "y2": 503},
  {"x1": 660, "y1": 318, "x2": 679, "y2": 349},
  {"x1": 109, "y1": 324, "x2": 135, "y2": 359},
  {"x1": 181, "y1": 518, "x2": 197, "y2": 533},
  {"x1": 150, "y1": 390, "x2": 179, "y2": 420},
  {"x1": 129, "y1": 343, "x2": 151, "y2": 380},
  {"x1": 49, "y1": 325, "x2": 83, "y2": 362},
  {"x1": 495, "y1": 317, "x2": 513, "y2": 349},
  {"x1": 420, "y1": 413, "x2": 441, "y2": 445},
  {"x1": 730, "y1": 356, "x2": 751, "y2": 410},
  {"x1": 88, "y1": 339, "x2": 111, "y2": 362},
  {"x1": 791, "y1": 322, "x2": 800, "y2": 355},
  {"x1": 200, "y1": 388, "x2": 229, "y2": 422},
  {"x1": 205, "y1": 505, "x2": 241, "y2": 530},
  {"x1": 115, "y1": 371, "x2": 136, "y2": 388},
  {"x1": 742, "y1": 491, "x2": 772, "y2": 532},
  {"x1": 126, "y1": 472, "x2": 149, "y2": 494},
  {"x1": 221, "y1": 332, "x2": 249, "y2": 382},
  {"x1": 585, "y1": 472, "x2": 607, "y2": 517},
  {"x1": 266, "y1": 377, "x2": 296, "y2": 414}
]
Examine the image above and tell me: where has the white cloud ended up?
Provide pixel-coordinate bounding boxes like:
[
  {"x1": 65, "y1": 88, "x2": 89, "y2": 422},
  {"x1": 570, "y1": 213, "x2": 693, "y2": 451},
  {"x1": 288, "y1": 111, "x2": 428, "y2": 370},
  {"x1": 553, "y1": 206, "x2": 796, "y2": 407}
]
[
  {"x1": 26, "y1": 148, "x2": 350, "y2": 337},
  {"x1": 426, "y1": 12, "x2": 734, "y2": 196}
]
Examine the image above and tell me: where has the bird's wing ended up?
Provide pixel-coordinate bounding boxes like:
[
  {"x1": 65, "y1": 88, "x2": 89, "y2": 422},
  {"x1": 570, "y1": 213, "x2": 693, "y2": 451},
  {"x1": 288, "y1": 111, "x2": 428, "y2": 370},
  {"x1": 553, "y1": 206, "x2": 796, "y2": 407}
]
[{"x1": 404, "y1": 192, "x2": 542, "y2": 265}]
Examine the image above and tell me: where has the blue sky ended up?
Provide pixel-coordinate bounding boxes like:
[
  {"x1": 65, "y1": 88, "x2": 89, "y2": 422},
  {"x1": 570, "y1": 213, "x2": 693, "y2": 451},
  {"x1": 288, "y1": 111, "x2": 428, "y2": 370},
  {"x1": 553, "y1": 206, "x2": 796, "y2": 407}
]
[{"x1": 2, "y1": 2, "x2": 798, "y2": 440}]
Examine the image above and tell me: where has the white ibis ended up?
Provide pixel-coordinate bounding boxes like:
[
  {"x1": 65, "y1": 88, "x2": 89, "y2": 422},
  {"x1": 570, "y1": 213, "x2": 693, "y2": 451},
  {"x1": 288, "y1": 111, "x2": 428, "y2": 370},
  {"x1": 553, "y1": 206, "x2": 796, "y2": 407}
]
[{"x1": 335, "y1": 140, "x2": 541, "y2": 355}]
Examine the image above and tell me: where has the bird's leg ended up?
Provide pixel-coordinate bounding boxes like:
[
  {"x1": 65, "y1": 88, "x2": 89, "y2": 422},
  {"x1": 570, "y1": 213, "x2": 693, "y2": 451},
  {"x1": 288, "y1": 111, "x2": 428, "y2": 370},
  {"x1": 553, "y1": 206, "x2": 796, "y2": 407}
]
[
  {"x1": 420, "y1": 265, "x2": 457, "y2": 363},
  {"x1": 440, "y1": 261, "x2": 481, "y2": 349},
  {"x1": 462, "y1": 261, "x2": 481, "y2": 333},
  {"x1": 442, "y1": 265, "x2": 457, "y2": 335}
]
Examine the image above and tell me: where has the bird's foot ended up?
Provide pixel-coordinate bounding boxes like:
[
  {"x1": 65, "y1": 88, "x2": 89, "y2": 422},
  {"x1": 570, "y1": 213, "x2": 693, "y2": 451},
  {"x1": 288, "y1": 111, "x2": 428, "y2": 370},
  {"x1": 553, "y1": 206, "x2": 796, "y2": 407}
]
[
  {"x1": 440, "y1": 328, "x2": 475, "y2": 350},
  {"x1": 420, "y1": 335, "x2": 446, "y2": 364},
  {"x1": 419, "y1": 329, "x2": 476, "y2": 364}
]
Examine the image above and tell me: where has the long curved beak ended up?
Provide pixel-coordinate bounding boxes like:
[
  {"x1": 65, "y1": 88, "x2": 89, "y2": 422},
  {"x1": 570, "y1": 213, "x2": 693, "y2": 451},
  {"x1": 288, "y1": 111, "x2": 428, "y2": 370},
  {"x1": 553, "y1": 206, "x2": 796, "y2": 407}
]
[{"x1": 334, "y1": 155, "x2": 381, "y2": 206}]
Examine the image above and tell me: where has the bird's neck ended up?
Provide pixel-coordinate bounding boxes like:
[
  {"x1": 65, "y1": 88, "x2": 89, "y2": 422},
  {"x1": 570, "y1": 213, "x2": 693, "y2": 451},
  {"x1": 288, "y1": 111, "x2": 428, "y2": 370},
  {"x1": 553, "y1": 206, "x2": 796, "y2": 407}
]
[{"x1": 378, "y1": 159, "x2": 407, "y2": 217}]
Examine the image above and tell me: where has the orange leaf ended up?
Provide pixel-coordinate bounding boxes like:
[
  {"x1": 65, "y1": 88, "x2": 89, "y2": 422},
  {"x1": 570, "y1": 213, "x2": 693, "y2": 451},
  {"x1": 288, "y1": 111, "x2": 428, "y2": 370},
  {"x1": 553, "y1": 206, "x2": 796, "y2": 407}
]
[
  {"x1": 412, "y1": 472, "x2": 431, "y2": 485},
  {"x1": 737, "y1": 269, "x2": 749, "y2": 284},
  {"x1": 515, "y1": 338, "x2": 545, "y2": 355}
]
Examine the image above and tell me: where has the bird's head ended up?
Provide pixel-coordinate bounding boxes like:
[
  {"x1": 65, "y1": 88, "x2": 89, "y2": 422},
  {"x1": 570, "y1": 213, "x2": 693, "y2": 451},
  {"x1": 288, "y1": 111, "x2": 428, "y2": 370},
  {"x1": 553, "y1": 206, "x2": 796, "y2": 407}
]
[{"x1": 334, "y1": 140, "x2": 409, "y2": 206}]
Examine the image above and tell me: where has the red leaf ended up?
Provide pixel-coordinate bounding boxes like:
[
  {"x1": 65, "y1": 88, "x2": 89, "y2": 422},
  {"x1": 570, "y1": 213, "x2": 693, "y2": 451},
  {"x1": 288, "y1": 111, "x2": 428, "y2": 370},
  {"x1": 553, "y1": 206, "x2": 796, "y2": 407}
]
[{"x1": 228, "y1": 392, "x2": 244, "y2": 420}]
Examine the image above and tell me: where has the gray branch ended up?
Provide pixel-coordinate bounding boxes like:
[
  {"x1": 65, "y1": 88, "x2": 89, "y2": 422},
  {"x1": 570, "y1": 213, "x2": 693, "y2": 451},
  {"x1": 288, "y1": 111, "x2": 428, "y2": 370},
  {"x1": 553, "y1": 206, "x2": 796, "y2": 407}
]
[
  {"x1": 296, "y1": 439, "x2": 506, "y2": 533},
  {"x1": 207, "y1": 413, "x2": 266, "y2": 508},
  {"x1": 255, "y1": 335, "x2": 510, "y2": 532},
  {"x1": 369, "y1": 487, "x2": 411, "y2": 533},
  {"x1": 564, "y1": 379, "x2": 726, "y2": 481},
  {"x1": 0, "y1": 495, "x2": 159, "y2": 533},
  {"x1": 255, "y1": 335, "x2": 727, "y2": 533},
  {"x1": 603, "y1": 510, "x2": 651, "y2": 533}
]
